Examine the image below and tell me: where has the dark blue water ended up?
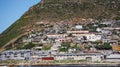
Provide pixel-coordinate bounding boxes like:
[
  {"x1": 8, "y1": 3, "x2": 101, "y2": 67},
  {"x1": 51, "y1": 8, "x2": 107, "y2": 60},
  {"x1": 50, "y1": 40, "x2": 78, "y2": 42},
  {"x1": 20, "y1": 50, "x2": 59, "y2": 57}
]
[{"x1": 16, "y1": 65, "x2": 120, "y2": 67}]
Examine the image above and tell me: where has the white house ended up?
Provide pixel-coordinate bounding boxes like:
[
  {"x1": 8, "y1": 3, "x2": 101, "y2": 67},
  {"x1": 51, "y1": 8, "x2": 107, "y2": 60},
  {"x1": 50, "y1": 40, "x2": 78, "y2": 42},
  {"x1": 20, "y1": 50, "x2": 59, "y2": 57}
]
[
  {"x1": 96, "y1": 28, "x2": 102, "y2": 32},
  {"x1": 46, "y1": 34, "x2": 67, "y2": 38},
  {"x1": 72, "y1": 34, "x2": 102, "y2": 42},
  {"x1": 101, "y1": 30, "x2": 111, "y2": 34},
  {"x1": 67, "y1": 30, "x2": 89, "y2": 34},
  {"x1": 75, "y1": 25, "x2": 83, "y2": 29},
  {"x1": 86, "y1": 34, "x2": 102, "y2": 42}
]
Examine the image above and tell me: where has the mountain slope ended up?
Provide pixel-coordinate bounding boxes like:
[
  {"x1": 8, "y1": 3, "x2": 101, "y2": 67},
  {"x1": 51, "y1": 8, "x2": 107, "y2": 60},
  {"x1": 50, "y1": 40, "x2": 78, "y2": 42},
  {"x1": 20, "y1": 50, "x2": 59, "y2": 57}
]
[{"x1": 0, "y1": 0, "x2": 120, "y2": 50}]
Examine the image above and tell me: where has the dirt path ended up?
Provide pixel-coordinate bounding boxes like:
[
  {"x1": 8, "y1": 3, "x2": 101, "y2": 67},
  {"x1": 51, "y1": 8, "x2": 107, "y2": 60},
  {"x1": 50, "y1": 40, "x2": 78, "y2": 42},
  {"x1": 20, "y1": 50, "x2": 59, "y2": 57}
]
[{"x1": 0, "y1": 33, "x2": 28, "y2": 52}]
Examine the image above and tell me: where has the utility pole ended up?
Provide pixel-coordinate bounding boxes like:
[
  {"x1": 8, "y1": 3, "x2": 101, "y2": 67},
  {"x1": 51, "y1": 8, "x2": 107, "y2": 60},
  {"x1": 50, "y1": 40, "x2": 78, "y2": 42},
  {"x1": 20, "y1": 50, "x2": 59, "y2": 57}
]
[{"x1": 12, "y1": 42, "x2": 15, "y2": 50}]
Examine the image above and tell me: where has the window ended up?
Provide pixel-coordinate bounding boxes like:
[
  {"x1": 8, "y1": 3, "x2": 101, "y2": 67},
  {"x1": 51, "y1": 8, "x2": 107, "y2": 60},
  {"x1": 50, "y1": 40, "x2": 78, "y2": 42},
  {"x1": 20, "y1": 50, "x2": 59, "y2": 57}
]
[
  {"x1": 14, "y1": 53, "x2": 17, "y2": 57},
  {"x1": 21, "y1": 53, "x2": 24, "y2": 57}
]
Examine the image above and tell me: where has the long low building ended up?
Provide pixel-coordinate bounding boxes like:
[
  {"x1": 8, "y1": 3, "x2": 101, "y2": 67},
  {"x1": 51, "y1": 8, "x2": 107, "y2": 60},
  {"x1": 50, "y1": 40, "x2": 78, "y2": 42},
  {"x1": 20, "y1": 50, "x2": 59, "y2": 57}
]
[
  {"x1": 0, "y1": 50, "x2": 31, "y2": 60},
  {"x1": 35, "y1": 53, "x2": 104, "y2": 62},
  {"x1": 105, "y1": 53, "x2": 120, "y2": 62},
  {"x1": 67, "y1": 30, "x2": 89, "y2": 34},
  {"x1": 53, "y1": 53, "x2": 104, "y2": 62},
  {"x1": 0, "y1": 50, "x2": 104, "y2": 62},
  {"x1": 1, "y1": 50, "x2": 120, "y2": 62}
]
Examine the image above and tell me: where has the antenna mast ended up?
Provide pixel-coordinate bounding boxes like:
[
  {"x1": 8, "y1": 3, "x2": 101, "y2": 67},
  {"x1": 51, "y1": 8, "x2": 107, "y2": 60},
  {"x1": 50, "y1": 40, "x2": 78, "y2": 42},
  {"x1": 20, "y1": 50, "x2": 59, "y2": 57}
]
[{"x1": 41, "y1": 0, "x2": 44, "y2": 8}]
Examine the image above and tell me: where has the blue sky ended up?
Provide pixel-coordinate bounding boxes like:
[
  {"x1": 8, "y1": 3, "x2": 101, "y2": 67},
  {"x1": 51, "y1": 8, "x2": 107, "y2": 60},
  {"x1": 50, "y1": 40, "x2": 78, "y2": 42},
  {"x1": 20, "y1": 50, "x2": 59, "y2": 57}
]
[{"x1": 0, "y1": 0, "x2": 40, "y2": 33}]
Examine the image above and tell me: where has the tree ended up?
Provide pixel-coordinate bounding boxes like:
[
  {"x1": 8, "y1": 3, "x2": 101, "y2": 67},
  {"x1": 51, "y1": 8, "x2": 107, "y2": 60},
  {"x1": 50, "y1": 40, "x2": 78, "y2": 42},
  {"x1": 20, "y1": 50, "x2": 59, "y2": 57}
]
[
  {"x1": 59, "y1": 47, "x2": 68, "y2": 52},
  {"x1": 42, "y1": 45, "x2": 52, "y2": 50},
  {"x1": 84, "y1": 45, "x2": 92, "y2": 50},
  {"x1": 83, "y1": 36, "x2": 87, "y2": 40},
  {"x1": 95, "y1": 43, "x2": 112, "y2": 50},
  {"x1": 23, "y1": 42, "x2": 36, "y2": 49},
  {"x1": 61, "y1": 42, "x2": 70, "y2": 48},
  {"x1": 59, "y1": 42, "x2": 70, "y2": 52}
]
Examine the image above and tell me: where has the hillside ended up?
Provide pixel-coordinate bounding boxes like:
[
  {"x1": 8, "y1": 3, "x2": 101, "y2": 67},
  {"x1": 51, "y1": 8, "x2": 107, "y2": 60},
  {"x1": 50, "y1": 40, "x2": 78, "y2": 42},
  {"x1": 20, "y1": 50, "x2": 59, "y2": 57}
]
[{"x1": 0, "y1": 0, "x2": 120, "y2": 50}]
